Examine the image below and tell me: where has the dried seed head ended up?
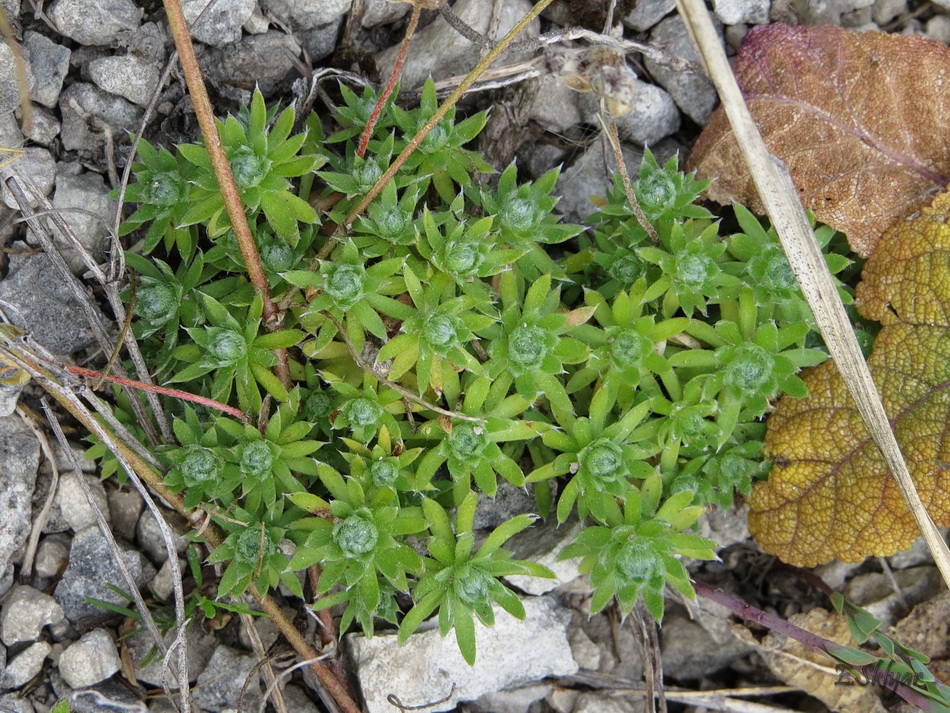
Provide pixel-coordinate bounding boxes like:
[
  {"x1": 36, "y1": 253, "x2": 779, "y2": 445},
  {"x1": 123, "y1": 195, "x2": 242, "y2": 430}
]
[{"x1": 545, "y1": 47, "x2": 639, "y2": 117}]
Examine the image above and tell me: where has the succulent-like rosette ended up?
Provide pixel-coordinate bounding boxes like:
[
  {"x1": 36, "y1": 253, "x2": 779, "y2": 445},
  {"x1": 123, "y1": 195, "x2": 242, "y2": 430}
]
[
  {"x1": 322, "y1": 262, "x2": 367, "y2": 311},
  {"x1": 169, "y1": 293, "x2": 304, "y2": 413},
  {"x1": 480, "y1": 165, "x2": 580, "y2": 278},
  {"x1": 559, "y1": 478, "x2": 717, "y2": 619},
  {"x1": 355, "y1": 182, "x2": 418, "y2": 248},
  {"x1": 414, "y1": 408, "x2": 543, "y2": 499},
  {"x1": 376, "y1": 269, "x2": 488, "y2": 396},
  {"x1": 333, "y1": 513, "x2": 380, "y2": 556},
  {"x1": 724, "y1": 203, "x2": 852, "y2": 326},
  {"x1": 207, "y1": 521, "x2": 290, "y2": 598},
  {"x1": 398, "y1": 493, "x2": 553, "y2": 665},
  {"x1": 206, "y1": 327, "x2": 247, "y2": 367},
  {"x1": 119, "y1": 138, "x2": 198, "y2": 255},
  {"x1": 239, "y1": 439, "x2": 277, "y2": 478},
  {"x1": 344, "y1": 429, "x2": 421, "y2": 494},
  {"x1": 417, "y1": 209, "x2": 521, "y2": 290},
  {"x1": 481, "y1": 273, "x2": 590, "y2": 413},
  {"x1": 640, "y1": 220, "x2": 741, "y2": 316},
  {"x1": 284, "y1": 240, "x2": 415, "y2": 355},
  {"x1": 713, "y1": 320, "x2": 826, "y2": 417},
  {"x1": 177, "y1": 89, "x2": 321, "y2": 242},
  {"x1": 288, "y1": 467, "x2": 427, "y2": 638},
  {"x1": 328, "y1": 381, "x2": 404, "y2": 444},
  {"x1": 528, "y1": 396, "x2": 655, "y2": 523},
  {"x1": 136, "y1": 280, "x2": 180, "y2": 329}
]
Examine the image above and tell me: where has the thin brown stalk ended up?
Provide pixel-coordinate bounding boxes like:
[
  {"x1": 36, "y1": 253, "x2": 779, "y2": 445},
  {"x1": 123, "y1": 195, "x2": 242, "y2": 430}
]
[
  {"x1": 240, "y1": 610, "x2": 288, "y2": 713},
  {"x1": 92, "y1": 270, "x2": 136, "y2": 391},
  {"x1": 162, "y1": 0, "x2": 291, "y2": 388},
  {"x1": 599, "y1": 112, "x2": 658, "y2": 243},
  {"x1": 251, "y1": 587, "x2": 361, "y2": 713},
  {"x1": 356, "y1": 3, "x2": 422, "y2": 158}
]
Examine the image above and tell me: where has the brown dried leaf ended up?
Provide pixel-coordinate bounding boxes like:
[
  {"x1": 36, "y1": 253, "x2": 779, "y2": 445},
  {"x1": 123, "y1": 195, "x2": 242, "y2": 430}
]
[{"x1": 687, "y1": 24, "x2": 950, "y2": 257}]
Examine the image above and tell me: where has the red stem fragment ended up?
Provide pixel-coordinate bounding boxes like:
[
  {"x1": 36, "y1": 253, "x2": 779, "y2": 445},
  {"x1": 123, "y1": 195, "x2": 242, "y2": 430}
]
[
  {"x1": 65, "y1": 365, "x2": 249, "y2": 421},
  {"x1": 356, "y1": 3, "x2": 422, "y2": 158}
]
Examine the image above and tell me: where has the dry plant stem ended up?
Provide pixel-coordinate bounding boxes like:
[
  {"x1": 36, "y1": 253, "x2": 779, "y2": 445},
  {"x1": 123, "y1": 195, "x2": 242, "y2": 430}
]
[
  {"x1": 92, "y1": 274, "x2": 137, "y2": 391},
  {"x1": 560, "y1": 674, "x2": 797, "y2": 713},
  {"x1": 16, "y1": 183, "x2": 171, "y2": 442},
  {"x1": 600, "y1": 112, "x2": 658, "y2": 243},
  {"x1": 0, "y1": 7, "x2": 32, "y2": 134},
  {"x1": 1, "y1": 334, "x2": 363, "y2": 713},
  {"x1": 693, "y1": 581, "x2": 940, "y2": 712},
  {"x1": 41, "y1": 396, "x2": 191, "y2": 710},
  {"x1": 307, "y1": 565, "x2": 339, "y2": 647},
  {"x1": 251, "y1": 586, "x2": 361, "y2": 713},
  {"x1": 162, "y1": 0, "x2": 291, "y2": 388},
  {"x1": 47, "y1": 404, "x2": 194, "y2": 711},
  {"x1": 257, "y1": 652, "x2": 336, "y2": 713},
  {"x1": 6, "y1": 174, "x2": 167, "y2": 444},
  {"x1": 631, "y1": 607, "x2": 657, "y2": 713},
  {"x1": 324, "y1": 311, "x2": 486, "y2": 424},
  {"x1": 674, "y1": 0, "x2": 950, "y2": 589},
  {"x1": 356, "y1": 3, "x2": 422, "y2": 158},
  {"x1": 16, "y1": 406, "x2": 59, "y2": 580},
  {"x1": 240, "y1": 611, "x2": 288, "y2": 713}
]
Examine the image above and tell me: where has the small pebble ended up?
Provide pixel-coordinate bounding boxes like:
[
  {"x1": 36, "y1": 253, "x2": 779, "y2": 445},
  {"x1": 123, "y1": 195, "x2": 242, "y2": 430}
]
[
  {"x1": 22, "y1": 105, "x2": 61, "y2": 145},
  {"x1": 0, "y1": 584, "x2": 65, "y2": 646},
  {"x1": 1, "y1": 641, "x2": 51, "y2": 689},
  {"x1": 87, "y1": 54, "x2": 162, "y2": 107},
  {"x1": 24, "y1": 31, "x2": 71, "y2": 109},
  {"x1": 48, "y1": 0, "x2": 142, "y2": 45},
  {"x1": 34, "y1": 536, "x2": 70, "y2": 579},
  {"x1": 926, "y1": 15, "x2": 950, "y2": 43},
  {"x1": 59, "y1": 628, "x2": 122, "y2": 688},
  {"x1": 55, "y1": 471, "x2": 111, "y2": 533}
]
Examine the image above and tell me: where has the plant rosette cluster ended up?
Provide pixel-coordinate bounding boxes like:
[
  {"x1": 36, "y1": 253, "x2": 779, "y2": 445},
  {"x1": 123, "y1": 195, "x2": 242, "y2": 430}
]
[{"x1": 111, "y1": 83, "x2": 855, "y2": 661}]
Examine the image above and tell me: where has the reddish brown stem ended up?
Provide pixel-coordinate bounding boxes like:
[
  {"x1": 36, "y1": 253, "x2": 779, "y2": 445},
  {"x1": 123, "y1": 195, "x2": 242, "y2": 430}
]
[
  {"x1": 252, "y1": 586, "x2": 362, "y2": 713},
  {"x1": 65, "y1": 365, "x2": 248, "y2": 421},
  {"x1": 162, "y1": 0, "x2": 291, "y2": 389},
  {"x1": 356, "y1": 3, "x2": 422, "y2": 158},
  {"x1": 693, "y1": 580, "x2": 940, "y2": 712},
  {"x1": 307, "y1": 565, "x2": 338, "y2": 647}
]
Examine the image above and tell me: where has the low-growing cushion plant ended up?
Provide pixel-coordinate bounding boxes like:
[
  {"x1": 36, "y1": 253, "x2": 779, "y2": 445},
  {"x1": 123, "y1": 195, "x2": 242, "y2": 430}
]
[{"x1": 104, "y1": 82, "x2": 852, "y2": 663}]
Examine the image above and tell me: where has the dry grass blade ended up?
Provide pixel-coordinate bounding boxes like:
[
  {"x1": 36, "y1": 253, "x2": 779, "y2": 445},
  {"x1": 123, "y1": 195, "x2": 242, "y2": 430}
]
[
  {"x1": 240, "y1": 610, "x2": 288, "y2": 713},
  {"x1": 42, "y1": 399, "x2": 191, "y2": 711},
  {"x1": 5, "y1": 174, "x2": 170, "y2": 444},
  {"x1": 673, "y1": 0, "x2": 950, "y2": 588},
  {"x1": 16, "y1": 405, "x2": 60, "y2": 580}
]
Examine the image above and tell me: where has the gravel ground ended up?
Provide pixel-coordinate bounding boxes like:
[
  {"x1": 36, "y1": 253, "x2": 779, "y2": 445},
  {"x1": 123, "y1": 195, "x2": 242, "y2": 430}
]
[{"x1": 0, "y1": 1, "x2": 947, "y2": 712}]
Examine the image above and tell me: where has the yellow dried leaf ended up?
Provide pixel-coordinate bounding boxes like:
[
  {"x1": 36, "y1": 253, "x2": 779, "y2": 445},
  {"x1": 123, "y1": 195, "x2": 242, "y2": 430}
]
[{"x1": 748, "y1": 191, "x2": 950, "y2": 565}]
